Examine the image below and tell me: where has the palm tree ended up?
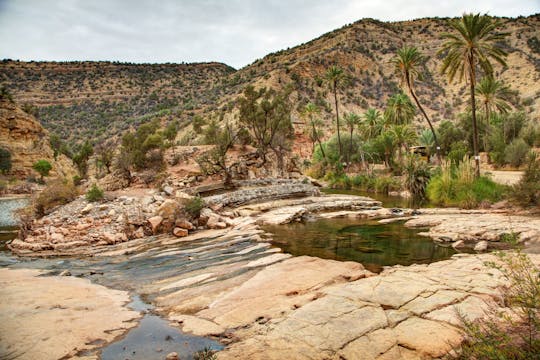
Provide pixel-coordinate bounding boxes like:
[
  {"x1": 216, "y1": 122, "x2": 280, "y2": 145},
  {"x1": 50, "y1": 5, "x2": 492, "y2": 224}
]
[
  {"x1": 343, "y1": 112, "x2": 361, "y2": 165},
  {"x1": 439, "y1": 13, "x2": 509, "y2": 177},
  {"x1": 390, "y1": 124, "x2": 417, "y2": 163},
  {"x1": 362, "y1": 108, "x2": 383, "y2": 139},
  {"x1": 475, "y1": 76, "x2": 513, "y2": 150},
  {"x1": 325, "y1": 66, "x2": 346, "y2": 160},
  {"x1": 384, "y1": 92, "x2": 416, "y2": 126},
  {"x1": 392, "y1": 46, "x2": 441, "y2": 160},
  {"x1": 301, "y1": 103, "x2": 326, "y2": 160}
]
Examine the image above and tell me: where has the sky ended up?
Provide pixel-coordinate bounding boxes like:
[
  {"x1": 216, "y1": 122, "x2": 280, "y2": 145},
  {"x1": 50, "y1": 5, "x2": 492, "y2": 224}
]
[{"x1": 0, "y1": 0, "x2": 538, "y2": 69}]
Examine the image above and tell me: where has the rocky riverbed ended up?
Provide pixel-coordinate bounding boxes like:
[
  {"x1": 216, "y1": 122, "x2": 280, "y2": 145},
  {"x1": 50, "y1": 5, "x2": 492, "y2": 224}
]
[{"x1": 1, "y1": 180, "x2": 540, "y2": 359}]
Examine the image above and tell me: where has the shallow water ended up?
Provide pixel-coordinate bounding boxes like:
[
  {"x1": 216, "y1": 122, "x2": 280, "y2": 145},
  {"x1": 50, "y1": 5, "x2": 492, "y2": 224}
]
[
  {"x1": 100, "y1": 295, "x2": 223, "y2": 360},
  {"x1": 264, "y1": 218, "x2": 456, "y2": 273},
  {"x1": 0, "y1": 197, "x2": 29, "y2": 227}
]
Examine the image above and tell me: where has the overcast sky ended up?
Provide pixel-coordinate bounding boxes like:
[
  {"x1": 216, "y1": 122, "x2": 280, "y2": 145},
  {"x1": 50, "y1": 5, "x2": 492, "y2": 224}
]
[{"x1": 0, "y1": 0, "x2": 538, "y2": 69}]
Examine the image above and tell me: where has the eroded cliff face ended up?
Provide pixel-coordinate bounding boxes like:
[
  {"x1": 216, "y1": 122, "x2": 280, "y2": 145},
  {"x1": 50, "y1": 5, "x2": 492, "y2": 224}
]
[{"x1": 0, "y1": 99, "x2": 75, "y2": 179}]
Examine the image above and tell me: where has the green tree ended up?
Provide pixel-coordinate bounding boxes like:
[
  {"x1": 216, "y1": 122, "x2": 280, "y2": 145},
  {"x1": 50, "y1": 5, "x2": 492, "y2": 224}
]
[
  {"x1": 0, "y1": 147, "x2": 12, "y2": 174},
  {"x1": 389, "y1": 124, "x2": 417, "y2": 163},
  {"x1": 384, "y1": 93, "x2": 416, "y2": 126},
  {"x1": 325, "y1": 66, "x2": 346, "y2": 160},
  {"x1": 392, "y1": 46, "x2": 441, "y2": 159},
  {"x1": 197, "y1": 122, "x2": 238, "y2": 186},
  {"x1": 301, "y1": 103, "x2": 326, "y2": 160},
  {"x1": 237, "y1": 86, "x2": 293, "y2": 165},
  {"x1": 49, "y1": 134, "x2": 62, "y2": 160},
  {"x1": 475, "y1": 76, "x2": 513, "y2": 150},
  {"x1": 440, "y1": 13, "x2": 509, "y2": 177},
  {"x1": 72, "y1": 140, "x2": 94, "y2": 178},
  {"x1": 163, "y1": 120, "x2": 178, "y2": 154},
  {"x1": 33, "y1": 159, "x2": 52, "y2": 182},
  {"x1": 343, "y1": 112, "x2": 361, "y2": 165},
  {"x1": 361, "y1": 108, "x2": 384, "y2": 139}
]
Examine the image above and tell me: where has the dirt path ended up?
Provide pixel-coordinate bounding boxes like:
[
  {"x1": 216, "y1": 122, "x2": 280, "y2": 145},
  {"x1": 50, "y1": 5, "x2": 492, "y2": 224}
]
[{"x1": 482, "y1": 170, "x2": 523, "y2": 185}]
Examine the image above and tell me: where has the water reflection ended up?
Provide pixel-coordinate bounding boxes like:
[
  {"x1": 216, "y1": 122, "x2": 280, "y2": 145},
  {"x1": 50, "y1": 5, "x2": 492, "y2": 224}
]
[{"x1": 264, "y1": 218, "x2": 455, "y2": 273}]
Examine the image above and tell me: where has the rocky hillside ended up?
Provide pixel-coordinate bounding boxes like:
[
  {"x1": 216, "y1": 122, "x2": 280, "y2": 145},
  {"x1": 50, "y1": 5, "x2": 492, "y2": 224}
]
[
  {"x1": 0, "y1": 98, "x2": 76, "y2": 179},
  {"x1": 0, "y1": 61, "x2": 235, "y2": 144},
  {"x1": 213, "y1": 15, "x2": 540, "y2": 126},
  {"x1": 1, "y1": 14, "x2": 539, "y2": 146}
]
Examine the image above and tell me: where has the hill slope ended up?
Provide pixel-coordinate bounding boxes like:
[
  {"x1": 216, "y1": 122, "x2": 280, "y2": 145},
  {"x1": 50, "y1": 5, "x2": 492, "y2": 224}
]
[{"x1": 1, "y1": 14, "x2": 539, "y2": 147}]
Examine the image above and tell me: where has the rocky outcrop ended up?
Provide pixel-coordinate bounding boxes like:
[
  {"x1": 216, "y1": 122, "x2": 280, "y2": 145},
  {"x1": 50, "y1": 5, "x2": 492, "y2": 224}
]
[
  {"x1": 214, "y1": 253, "x2": 531, "y2": 359},
  {"x1": 0, "y1": 99, "x2": 75, "y2": 179},
  {"x1": 0, "y1": 268, "x2": 140, "y2": 360},
  {"x1": 404, "y1": 210, "x2": 540, "y2": 250},
  {"x1": 204, "y1": 182, "x2": 320, "y2": 209}
]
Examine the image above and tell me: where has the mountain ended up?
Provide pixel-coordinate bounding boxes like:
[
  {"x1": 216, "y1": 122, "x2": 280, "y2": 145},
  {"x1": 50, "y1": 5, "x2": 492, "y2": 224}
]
[
  {"x1": 0, "y1": 61, "x2": 235, "y2": 144},
  {"x1": 1, "y1": 14, "x2": 539, "y2": 148}
]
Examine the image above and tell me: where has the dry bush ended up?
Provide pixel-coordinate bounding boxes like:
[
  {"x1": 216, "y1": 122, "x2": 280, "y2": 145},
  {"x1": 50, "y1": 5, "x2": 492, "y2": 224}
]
[{"x1": 34, "y1": 179, "x2": 79, "y2": 216}]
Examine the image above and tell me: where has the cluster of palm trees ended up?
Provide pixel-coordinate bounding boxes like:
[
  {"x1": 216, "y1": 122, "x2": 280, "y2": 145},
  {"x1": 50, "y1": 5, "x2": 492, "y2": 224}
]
[{"x1": 304, "y1": 13, "x2": 511, "y2": 177}]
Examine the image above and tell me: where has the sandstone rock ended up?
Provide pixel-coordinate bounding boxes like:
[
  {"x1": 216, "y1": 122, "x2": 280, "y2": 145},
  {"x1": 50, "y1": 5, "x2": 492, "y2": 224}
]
[
  {"x1": 102, "y1": 232, "x2": 116, "y2": 244},
  {"x1": 163, "y1": 186, "x2": 174, "y2": 196},
  {"x1": 133, "y1": 226, "x2": 145, "y2": 239},
  {"x1": 394, "y1": 317, "x2": 462, "y2": 358},
  {"x1": 59, "y1": 270, "x2": 71, "y2": 276},
  {"x1": 81, "y1": 204, "x2": 94, "y2": 215},
  {"x1": 165, "y1": 352, "x2": 179, "y2": 360},
  {"x1": 156, "y1": 199, "x2": 180, "y2": 220},
  {"x1": 49, "y1": 232, "x2": 65, "y2": 243},
  {"x1": 474, "y1": 241, "x2": 488, "y2": 252},
  {"x1": 142, "y1": 196, "x2": 155, "y2": 206},
  {"x1": 175, "y1": 219, "x2": 194, "y2": 230},
  {"x1": 148, "y1": 216, "x2": 164, "y2": 234},
  {"x1": 173, "y1": 227, "x2": 188, "y2": 237},
  {"x1": 452, "y1": 240, "x2": 465, "y2": 249}
]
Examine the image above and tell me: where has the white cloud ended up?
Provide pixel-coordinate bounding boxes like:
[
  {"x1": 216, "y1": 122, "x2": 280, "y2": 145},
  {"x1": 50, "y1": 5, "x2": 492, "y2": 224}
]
[{"x1": 0, "y1": 0, "x2": 537, "y2": 68}]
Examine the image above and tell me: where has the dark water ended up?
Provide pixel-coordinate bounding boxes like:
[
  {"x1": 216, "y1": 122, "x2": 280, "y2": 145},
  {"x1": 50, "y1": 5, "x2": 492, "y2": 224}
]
[
  {"x1": 321, "y1": 188, "x2": 433, "y2": 209},
  {"x1": 264, "y1": 218, "x2": 456, "y2": 273},
  {"x1": 100, "y1": 295, "x2": 223, "y2": 360}
]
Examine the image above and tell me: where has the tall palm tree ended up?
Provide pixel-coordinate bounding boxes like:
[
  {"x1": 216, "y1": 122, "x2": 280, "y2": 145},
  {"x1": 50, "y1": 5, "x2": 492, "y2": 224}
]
[
  {"x1": 390, "y1": 124, "x2": 417, "y2": 163},
  {"x1": 439, "y1": 13, "x2": 508, "y2": 177},
  {"x1": 384, "y1": 92, "x2": 416, "y2": 126},
  {"x1": 392, "y1": 46, "x2": 441, "y2": 160},
  {"x1": 325, "y1": 66, "x2": 346, "y2": 160},
  {"x1": 362, "y1": 108, "x2": 383, "y2": 139},
  {"x1": 301, "y1": 103, "x2": 326, "y2": 160},
  {"x1": 475, "y1": 76, "x2": 513, "y2": 150},
  {"x1": 343, "y1": 112, "x2": 361, "y2": 165}
]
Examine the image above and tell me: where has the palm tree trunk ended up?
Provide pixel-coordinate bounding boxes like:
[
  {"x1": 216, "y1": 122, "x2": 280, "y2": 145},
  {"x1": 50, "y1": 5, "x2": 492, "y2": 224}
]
[
  {"x1": 333, "y1": 82, "x2": 343, "y2": 161},
  {"x1": 312, "y1": 121, "x2": 326, "y2": 160},
  {"x1": 406, "y1": 75, "x2": 441, "y2": 163},
  {"x1": 484, "y1": 102, "x2": 490, "y2": 152},
  {"x1": 349, "y1": 126, "x2": 354, "y2": 166},
  {"x1": 469, "y1": 54, "x2": 481, "y2": 178}
]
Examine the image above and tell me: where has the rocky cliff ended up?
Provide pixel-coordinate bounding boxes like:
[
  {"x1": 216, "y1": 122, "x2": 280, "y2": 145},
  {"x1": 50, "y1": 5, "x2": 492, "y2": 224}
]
[{"x1": 0, "y1": 99, "x2": 76, "y2": 179}]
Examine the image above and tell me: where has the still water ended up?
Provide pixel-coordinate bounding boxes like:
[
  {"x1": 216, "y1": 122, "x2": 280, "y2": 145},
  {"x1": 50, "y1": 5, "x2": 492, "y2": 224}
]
[{"x1": 264, "y1": 218, "x2": 455, "y2": 273}]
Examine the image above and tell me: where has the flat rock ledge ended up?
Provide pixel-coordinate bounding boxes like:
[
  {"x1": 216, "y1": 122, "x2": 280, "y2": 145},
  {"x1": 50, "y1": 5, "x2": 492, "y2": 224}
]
[
  {"x1": 211, "y1": 253, "x2": 540, "y2": 360},
  {"x1": 403, "y1": 211, "x2": 540, "y2": 250},
  {"x1": 204, "y1": 182, "x2": 321, "y2": 209},
  {"x1": 0, "y1": 268, "x2": 140, "y2": 360}
]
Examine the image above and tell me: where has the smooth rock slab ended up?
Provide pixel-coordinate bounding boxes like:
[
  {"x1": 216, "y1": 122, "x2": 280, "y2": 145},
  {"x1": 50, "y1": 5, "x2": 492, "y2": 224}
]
[
  {"x1": 394, "y1": 317, "x2": 462, "y2": 358},
  {"x1": 0, "y1": 268, "x2": 139, "y2": 360}
]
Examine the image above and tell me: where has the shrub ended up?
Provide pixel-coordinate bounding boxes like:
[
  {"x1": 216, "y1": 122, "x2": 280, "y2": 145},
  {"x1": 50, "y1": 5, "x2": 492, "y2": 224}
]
[
  {"x1": 0, "y1": 147, "x2": 12, "y2": 174},
  {"x1": 427, "y1": 158, "x2": 505, "y2": 208},
  {"x1": 456, "y1": 250, "x2": 540, "y2": 359},
  {"x1": 510, "y1": 153, "x2": 540, "y2": 207},
  {"x1": 35, "y1": 179, "x2": 78, "y2": 216},
  {"x1": 86, "y1": 184, "x2": 104, "y2": 202},
  {"x1": 184, "y1": 195, "x2": 204, "y2": 219},
  {"x1": 72, "y1": 175, "x2": 82, "y2": 186},
  {"x1": 403, "y1": 155, "x2": 431, "y2": 200},
  {"x1": 504, "y1": 139, "x2": 530, "y2": 168},
  {"x1": 193, "y1": 347, "x2": 217, "y2": 360},
  {"x1": 32, "y1": 159, "x2": 52, "y2": 182}
]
